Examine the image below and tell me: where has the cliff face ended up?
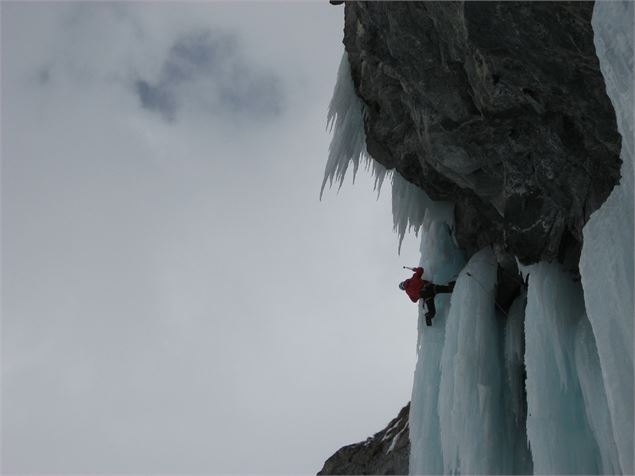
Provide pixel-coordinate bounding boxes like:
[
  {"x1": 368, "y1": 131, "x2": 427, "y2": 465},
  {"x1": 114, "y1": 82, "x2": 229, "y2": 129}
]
[
  {"x1": 342, "y1": 1, "x2": 621, "y2": 266},
  {"x1": 318, "y1": 403, "x2": 410, "y2": 475}
]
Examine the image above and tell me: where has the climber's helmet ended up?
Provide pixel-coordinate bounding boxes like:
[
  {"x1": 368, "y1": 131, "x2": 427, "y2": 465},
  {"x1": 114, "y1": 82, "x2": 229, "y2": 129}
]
[{"x1": 399, "y1": 281, "x2": 406, "y2": 291}]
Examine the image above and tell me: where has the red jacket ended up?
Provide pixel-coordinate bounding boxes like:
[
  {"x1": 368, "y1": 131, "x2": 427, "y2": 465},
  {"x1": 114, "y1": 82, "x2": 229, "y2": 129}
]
[{"x1": 403, "y1": 267, "x2": 430, "y2": 302}]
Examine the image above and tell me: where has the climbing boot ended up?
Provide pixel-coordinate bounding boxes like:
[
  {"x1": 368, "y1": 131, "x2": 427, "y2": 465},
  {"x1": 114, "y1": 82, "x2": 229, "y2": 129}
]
[{"x1": 425, "y1": 312, "x2": 433, "y2": 326}]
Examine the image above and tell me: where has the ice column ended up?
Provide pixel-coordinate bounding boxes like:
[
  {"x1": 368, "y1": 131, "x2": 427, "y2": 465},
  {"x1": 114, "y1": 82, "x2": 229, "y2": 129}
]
[
  {"x1": 581, "y1": 2, "x2": 634, "y2": 473},
  {"x1": 523, "y1": 262, "x2": 601, "y2": 474},
  {"x1": 437, "y1": 248, "x2": 507, "y2": 474},
  {"x1": 408, "y1": 221, "x2": 464, "y2": 475}
]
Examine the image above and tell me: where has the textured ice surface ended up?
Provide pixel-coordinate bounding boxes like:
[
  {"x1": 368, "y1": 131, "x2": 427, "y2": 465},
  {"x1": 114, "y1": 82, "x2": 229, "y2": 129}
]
[
  {"x1": 581, "y1": 1, "x2": 634, "y2": 473},
  {"x1": 522, "y1": 262, "x2": 601, "y2": 474},
  {"x1": 410, "y1": 247, "x2": 532, "y2": 475},
  {"x1": 408, "y1": 221, "x2": 465, "y2": 475},
  {"x1": 574, "y1": 316, "x2": 621, "y2": 474},
  {"x1": 438, "y1": 248, "x2": 505, "y2": 474}
]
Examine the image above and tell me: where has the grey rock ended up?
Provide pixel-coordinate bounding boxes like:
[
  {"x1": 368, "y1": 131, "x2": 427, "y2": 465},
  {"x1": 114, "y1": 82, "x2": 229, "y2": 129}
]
[
  {"x1": 318, "y1": 403, "x2": 410, "y2": 475},
  {"x1": 342, "y1": 1, "x2": 621, "y2": 265}
]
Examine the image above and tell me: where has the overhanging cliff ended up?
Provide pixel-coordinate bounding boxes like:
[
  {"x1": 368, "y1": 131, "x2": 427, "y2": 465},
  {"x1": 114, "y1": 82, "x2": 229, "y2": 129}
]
[{"x1": 341, "y1": 1, "x2": 621, "y2": 265}]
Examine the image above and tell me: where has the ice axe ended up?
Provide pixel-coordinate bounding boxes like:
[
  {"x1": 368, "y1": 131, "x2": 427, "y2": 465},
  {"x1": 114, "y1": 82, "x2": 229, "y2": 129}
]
[{"x1": 403, "y1": 266, "x2": 417, "y2": 271}]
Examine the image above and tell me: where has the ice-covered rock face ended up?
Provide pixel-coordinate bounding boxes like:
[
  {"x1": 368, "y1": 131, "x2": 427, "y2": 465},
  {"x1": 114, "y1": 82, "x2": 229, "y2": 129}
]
[
  {"x1": 319, "y1": 1, "x2": 632, "y2": 475},
  {"x1": 341, "y1": 1, "x2": 622, "y2": 265}
]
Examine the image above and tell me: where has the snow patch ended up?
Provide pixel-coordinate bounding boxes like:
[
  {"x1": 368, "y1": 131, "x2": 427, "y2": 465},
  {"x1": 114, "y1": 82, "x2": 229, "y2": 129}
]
[{"x1": 387, "y1": 425, "x2": 407, "y2": 454}]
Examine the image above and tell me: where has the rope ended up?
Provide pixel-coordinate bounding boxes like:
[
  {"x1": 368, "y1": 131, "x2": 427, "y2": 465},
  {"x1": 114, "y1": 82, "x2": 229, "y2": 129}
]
[
  {"x1": 465, "y1": 272, "x2": 511, "y2": 319},
  {"x1": 458, "y1": 256, "x2": 529, "y2": 289},
  {"x1": 498, "y1": 266, "x2": 529, "y2": 289}
]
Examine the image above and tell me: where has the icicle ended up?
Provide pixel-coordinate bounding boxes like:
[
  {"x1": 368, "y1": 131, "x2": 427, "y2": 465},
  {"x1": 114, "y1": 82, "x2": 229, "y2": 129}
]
[
  {"x1": 321, "y1": 52, "x2": 387, "y2": 199},
  {"x1": 438, "y1": 248, "x2": 507, "y2": 474},
  {"x1": 574, "y1": 316, "x2": 621, "y2": 474},
  {"x1": 391, "y1": 173, "x2": 453, "y2": 254},
  {"x1": 322, "y1": 52, "x2": 453, "y2": 255}
]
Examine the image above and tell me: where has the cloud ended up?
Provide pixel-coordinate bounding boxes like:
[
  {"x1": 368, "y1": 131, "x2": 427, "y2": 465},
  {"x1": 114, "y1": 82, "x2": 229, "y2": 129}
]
[
  {"x1": 3, "y1": 2, "x2": 425, "y2": 474},
  {"x1": 135, "y1": 79, "x2": 178, "y2": 121},
  {"x1": 134, "y1": 30, "x2": 285, "y2": 122}
]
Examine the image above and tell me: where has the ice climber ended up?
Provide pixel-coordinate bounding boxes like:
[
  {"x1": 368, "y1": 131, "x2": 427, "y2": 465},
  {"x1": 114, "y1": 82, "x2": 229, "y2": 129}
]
[{"x1": 399, "y1": 267, "x2": 455, "y2": 327}]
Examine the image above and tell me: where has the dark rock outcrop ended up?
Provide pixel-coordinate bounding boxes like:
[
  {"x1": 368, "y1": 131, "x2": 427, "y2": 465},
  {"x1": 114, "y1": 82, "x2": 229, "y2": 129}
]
[
  {"x1": 318, "y1": 403, "x2": 410, "y2": 475},
  {"x1": 342, "y1": 1, "x2": 621, "y2": 266}
]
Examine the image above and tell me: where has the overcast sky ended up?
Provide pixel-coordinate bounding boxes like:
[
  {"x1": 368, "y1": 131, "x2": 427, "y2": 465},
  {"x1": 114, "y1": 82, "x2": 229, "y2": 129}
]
[{"x1": 1, "y1": 2, "x2": 421, "y2": 474}]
